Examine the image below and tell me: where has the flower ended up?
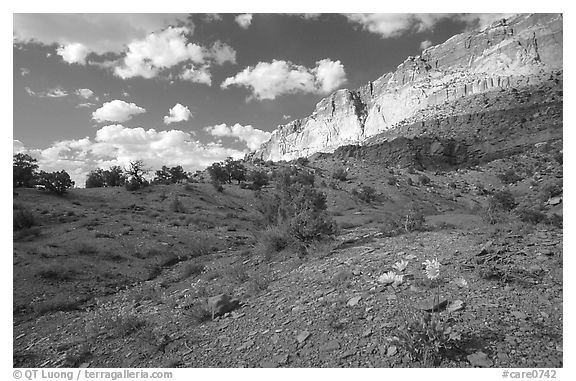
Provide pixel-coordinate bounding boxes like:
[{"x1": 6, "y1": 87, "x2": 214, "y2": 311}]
[
  {"x1": 393, "y1": 259, "x2": 409, "y2": 272},
  {"x1": 422, "y1": 258, "x2": 441, "y2": 280},
  {"x1": 378, "y1": 271, "x2": 404, "y2": 286},
  {"x1": 378, "y1": 271, "x2": 397, "y2": 284}
]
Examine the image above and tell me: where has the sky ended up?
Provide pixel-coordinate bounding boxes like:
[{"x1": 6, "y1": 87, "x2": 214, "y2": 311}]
[{"x1": 13, "y1": 12, "x2": 516, "y2": 186}]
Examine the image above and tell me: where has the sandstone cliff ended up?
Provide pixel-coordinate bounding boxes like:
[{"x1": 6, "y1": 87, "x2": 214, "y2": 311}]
[{"x1": 253, "y1": 13, "x2": 563, "y2": 161}]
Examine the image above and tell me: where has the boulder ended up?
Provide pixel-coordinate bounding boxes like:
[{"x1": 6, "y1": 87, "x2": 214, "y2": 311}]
[{"x1": 207, "y1": 294, "x2": 240, "y2": 318}]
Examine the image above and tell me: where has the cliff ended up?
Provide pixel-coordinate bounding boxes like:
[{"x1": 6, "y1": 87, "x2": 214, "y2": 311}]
[{"x1": 253, "y1": 13, "x2": 563, "y2": 161}]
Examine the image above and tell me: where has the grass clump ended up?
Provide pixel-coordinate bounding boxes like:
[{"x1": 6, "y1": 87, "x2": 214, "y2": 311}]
[{"x1": 14, "y1": 205, "x2": 36, "y2": 231}]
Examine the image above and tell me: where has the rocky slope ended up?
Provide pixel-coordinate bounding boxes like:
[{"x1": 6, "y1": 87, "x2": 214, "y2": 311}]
[{"x1": 253, "y1": 13, "x2": 562, "y2": 161}]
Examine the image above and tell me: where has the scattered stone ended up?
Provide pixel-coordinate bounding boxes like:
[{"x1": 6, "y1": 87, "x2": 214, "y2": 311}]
[
  {"x1": 340, "y1": 350, "x2": 355, "y2": 359},
  {"x1": 386, "y1": 346, "x2": 397, "y2": 356},
  {"x1": 467, "y1": 351, "x2": 493, "y2": 367},
  {"x1": 478, "y1": 240, "x2": 494, "y2": 256},
  {"x1": 296, "y1": 331, "x2": 311, "y2": 344},
  {"x1": 259, "y1": 359, "x2": 277, "y2": 368},
  {"x1": 79, "y1": 363, "x2": 90, "y2": 368},
  {"x1": 320, "y1": 340, "x2": 340, "y2": 353},
  {"x1": 347, "y1": 296, "x2": 362, "y2": 307},
  {"x1": 548, "y1": 196, "x2": 562, "y2": 206},
  {"x1": 274, "y1": 353, "x2": 289, "y2": 365},
  {"x1": 362, "y1": 329, "x2": 373, "y2": 338},
  {"x1": 510, "y1": 311, "x2": 527, "y2": 320},
  {"x1": 446, "y1": 300, "x2": 465, "y2": 313},
  {"x1": 207, "y1": 294, "x2": 241, "y2": 318}
]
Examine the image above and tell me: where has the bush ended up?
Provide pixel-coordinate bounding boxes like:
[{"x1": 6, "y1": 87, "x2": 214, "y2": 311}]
[
  {"x1": 295, "y1": 157, "x2": 309, "y2": 166},
  {"x1": 170, "y1": 196, "x2": 186, "y2": 213},
  {"x1": 497, "y1": 169, "x2": 523, "y2": 185},
  {"x1": 254, "y1": 225, "x2": 293, "y2": 259},
  {"x1": 488, "y1": 189, "x2": 517, "y2": 212},
  {"x1": 13, "y1": 205, "x2": 35, "y2": 231},
  {"x1": 539, "y1": 180, "x2": 562, "y2": 201},
  {"x1": 211, "y1": 178, "x2": 223, "y2": 192},
  {"x1": 181, "y1": 263, "x2": 205, "y2": 279},
  {"x1": 124, "y1": 177, "x2": 142, "y2": 191},
  {"x1": 289, "y1": 210, "x2": 338, "y2": 242},
  {"x1": 332, "y1": 168, "x2": 347, "y2": 181},
  {"x1": 418, "y1": 174, "x2": 431, "y2": 185},
  {"x1": 248, "y1": 169, "x2": 269, "y2": 190},
  {"x1": 516, "y1": 206, "x2": 547, "y2": 225},
  {"x1": 352, "y1": 185, "x2": 377, "y2": 202},
  {"x1": 13, "y1": 153, "x2": 38, "y2": 188},
  {"x1": 37, "y1": 170, "x2": 74, "y2": 195}
]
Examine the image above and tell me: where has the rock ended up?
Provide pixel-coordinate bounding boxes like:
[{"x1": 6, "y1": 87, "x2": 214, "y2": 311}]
[
  {"x1": 510, "y1": 310, "x2": 528, "y2": 320},
  {"x1": 320, "y1": 340, "x2": 340, "y2": 353},
  {"x1": 347, "y1": 296, "x2": 362, "y2": 307},
  {"x1": 259, "y1": 359, "x2": 277, "y2": 368},
  {"x1": 467, "y1": 351, "x2": 493, "y2": 367},
  {"x1": 340, "y1": 350, "x2": 355, "y2": 359},
  {"x1": 478, "y1": 240, "x2": 494, "y2": 256},
  {"x1": 296, "y1": 331, "x2": 311, "y2": 344},
  {"x1": 416, "y1": 297, "x2": 448, "y2": 312},
  {"x1": 446, "y1": 300, "x2": 465, "y2": 313},
  {"x1": 362, "y1": 329, "x2": 373, "y2": 338},
  {"x1": 548, "y1": 196, "x2": 562, "y2": 206},
  {"x1": 253, "y1": 14, "x2": 562, "y2": 162},
  {"x1": 207, "y1": 294, "x2": 240, "y2": 318},
  {"x1": 386, "y1": 346, "x2": 397, "y2": 356}
]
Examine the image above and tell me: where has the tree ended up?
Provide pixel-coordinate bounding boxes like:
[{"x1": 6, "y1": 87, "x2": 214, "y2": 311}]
[
  {"x1": 154, "y1": 165, "x2": 189, "y2": 184},
  {"x1": 224, "y1": 157, "x2": 247, "y2": 184},
  {"x1": 248, "y1": 169, "x2": 269, "y2": 190},
  {"x1": 169, "y1": 165, "x2": 189, "y2": 183},
  {"x1": 37, "y1": 170, "x2": 74, "y2": 195},
  {"x1": 207, "y1": 162, "x2": 228, "y2": 184},
  {"x1": 85, "y1": 169, "x2": 106, "y2": 188},
  {"x1": 103, "y1": 166, "x2": 126, "y2": 187},
  {"x1": 126, "y1": 160, "x2": 149, "y2": 185},
  {"x1": 13, "y1": 153, "x2": 38, "y2": 187}
]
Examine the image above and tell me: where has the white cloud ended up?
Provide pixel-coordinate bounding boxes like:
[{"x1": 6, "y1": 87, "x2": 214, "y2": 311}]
[
  {"x1": 163, "y1": 103, "x2": 192, "y2": 124},
  {"x1": 344, "y1": 13, "x2": 517, "y2": 38},
  {"x1": 235, "y1": 14, "x2": 253, "y2": 29},
  {"x1": 221, "y1": 59, "x2": 347, "y2": 100},
  {"x1": 114, "y1": 26, "x2": 204, "y2": 79},
  {"x1": 75, "y1": 88, "x2": 95, "y2": 99},
  {"x1": 180, "y1": 65, "x2": 212, "y2": 85},
  {"x1": 13, "y1": 140, "x2": 25, "y2": 153},
  {"x1": 14, "y1": 14, "x2": 189, "y2": 55},
  {"x1": 208, "y1": 41, "x2": 237, "y2": 65},
  {"x1": 15, "y1": 125, "x2": 246, "y2": 187},
  {"x1": 420, "y1": 40, "x2": 433, "y2": 50},
  {"x1": 24, "y1": 87, "x2": 36, "y2": 96},
  {"x1": 76, "y1": 103, "x2": 95, "y2": 108},
  {"x1": 205, "y1": 123, "x2": 272, "y2": 150},
  {"x1": 283, "y1": 114, "x2": 292, "y2": 120},
  {"x1": 313, "y1": 59, "x2": 347, "y2": 94},
  {"x1": 45, "y1": 88, "x2": 68, "y2": 98},
  {"x1": 203, "y1": 14, "x2": 223, "y2": 23},
  {"x1": 57, "y1": 43, "x2": 91, "y2": 65},
  {"x1": 20, "y1": 67, "x2": 30, "y2": 76},
  {"x1": 92, "y1": 100, "x2": 146, "y2": 123}
]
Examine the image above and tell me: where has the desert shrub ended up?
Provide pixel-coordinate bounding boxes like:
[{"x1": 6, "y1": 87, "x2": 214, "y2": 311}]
[
  {"x1": 189, "y1": 234, "x2": 216, "y2": 257},
  {"x1": 497, "y1": 169, "x2": 523, "y2": 185},
  {"x1": 447, "y1": 181, "x2": 457, "y2": 189},
  {"x1": 226, "y1": 263, "x2": 250, "y2": 284},
  {"x1": 211, "y1": 178, "x2": 224, "y2": 192},
  {"x1": 124, "y1": 177, "x2": 142, "y2": 191},
  {"x1": 406, "y1": 177, "x2": 414, "y2": 186},
  {"x1": 516, "y1": 207, "x2": 547, "y2": 225},
  {"x1": 488, "y1": 189, "x2": 517, "y2": 212},
  {"x1": 539, "y1": 180, "x2": 562, "y2": 201},
  {"x1": 247, "y1": 169, "x2": 269, "y2": 190},
  {"x1": 387, "y1": 177, "x2": 397, "y2": 186},
  {"x1": 13, "y1": 205, "x2": 35, "y2": 230},
  {"x1": 332, "y1": 168, "x2": 348, "y2": 181},
  {"x1": 295, "y1": 157, "x2": 309, "y2": 166},
  {"x1": 394, "y1": 311, "x2": 461, "y2": 366},
  {"x1": 37, "y1": 170, "x2": 74, "y2": 195},
  {"x1": 187, "y1": 302, "x2": 212, "y2": 324},
  {"x1": 289, "y1": 209, "x2": 338, "y2": 242},
  {"x1": 181, "y1": 262, "x2": 205, "y2": 279},
  {"x1": 352, "y1": 185, "x2": 377, "y2": 203},
  {"x1": 253, "y1": 225, "x2": 293, "y2": 260},
  {"x1": 553, "y1": 152, "x2": 563, "y2": 164},
  {"x1": 86, "y1": 304, "x2": 147, "y2": 338},
  {"x1": 33, "y1": 295, "x2": 85, "y2": 315},
  {"x1": 407, "y1": 166, "x2": 416, "y2": 174},
  {"x1": 547, "y1": 213, "x2": 562, "y2": 228},
  {"x1": 418, "y1": 174, "x2": 431, "y2": 186},
  {"x1": 170, "y1": 196, "x2": 186, "y2": 213},
  {"x1": 75, "y1": 242, "x2": 99, "y2": 256},
  {"x1": 403, "y1": 209, "x2": 427, "y2": 232},
  {"x1": 36, "y1": 265, "x2": 78, "y2": 281}
]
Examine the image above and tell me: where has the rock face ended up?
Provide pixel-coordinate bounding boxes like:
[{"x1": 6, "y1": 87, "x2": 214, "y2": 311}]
[{"x1": 253, "y1": 14, "x2": 563, "y2": 161}]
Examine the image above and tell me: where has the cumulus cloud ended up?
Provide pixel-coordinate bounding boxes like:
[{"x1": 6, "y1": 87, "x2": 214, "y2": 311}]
[
  {"x1": 92, "y1": 100, "x2": 146, "y2": 123},
  {"x1": 179, "y1": 65, "x2": 212, "y2": 85},
  {"x1": 75, "y1": 88, "x2": 95, "y2": 99},
  {"x1": 235, "y1": 14, "x2": 253, "y2": 29},
  {"x1": 344, "y1": 13, "x2": 517, "y2": 39},
  {"x1": 56, "y1": 42, "x2": 90, "y2": 64},
  {"x1": 221, "y1": 59, "x2": 347, "y2": 100},
  {"x1": 113, "y1": 26, "x2": 204, "y2": 79},
  {"x1": 76, "y1": 103, "x2": 95, "y2": 108},
  {"x1": 420, "y1": 40, "x2": 433, "y2": 50},
  {"x1": 25, "y1": 87, "x2": 68, "y2": 98},
  {"x1": 163, "y1": 103, "x2": 192, "y2": 124},
  {"x1": 205, "y1": 123, "x2": 272, "y2": 151},
  {"x1": 208, "y1": 41, "x2": 237, "y2": 65},
  {"x1": 15, "y1": 125, "x2": 247, "y2": 187},
  {"x1": 14, "y1": 14, "x2": 189, "y2": 55}
]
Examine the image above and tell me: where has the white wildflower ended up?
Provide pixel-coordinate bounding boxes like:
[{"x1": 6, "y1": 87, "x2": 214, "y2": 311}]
[
  {"x1": 422, "y1": 258, "x2": 441, "y2": 280},
  {"x1": 393, "y1": 259, "x2": 409, "y2": 272}
]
